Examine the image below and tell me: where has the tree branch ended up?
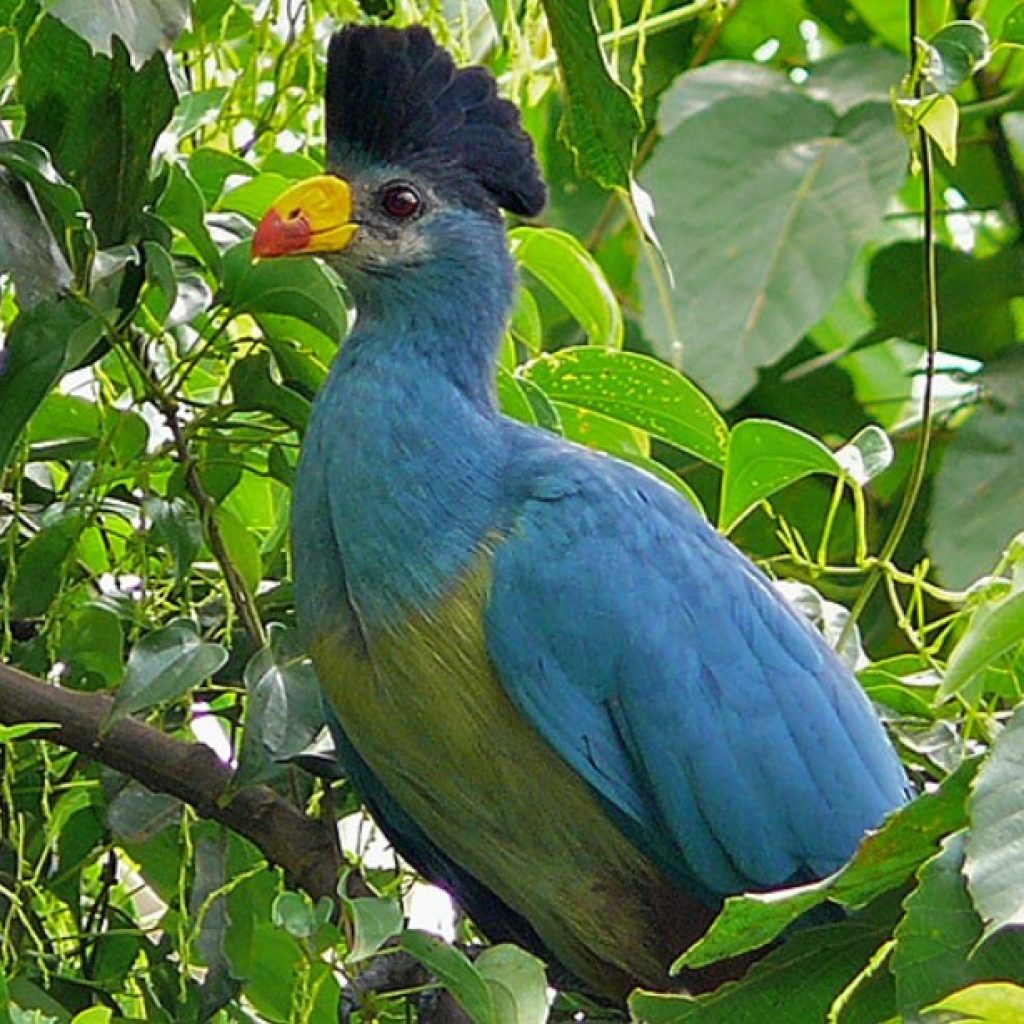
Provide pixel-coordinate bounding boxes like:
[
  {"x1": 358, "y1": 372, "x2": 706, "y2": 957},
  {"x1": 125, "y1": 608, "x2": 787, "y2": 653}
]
[{"x1": 0, "y1": 660, "x2": 340, "y2": 900}]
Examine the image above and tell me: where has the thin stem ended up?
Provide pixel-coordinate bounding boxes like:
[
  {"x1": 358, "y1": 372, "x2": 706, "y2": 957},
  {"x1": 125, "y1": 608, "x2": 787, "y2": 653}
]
[
  {"x1": 70, "y1": 292, "x2": 266, "y2": 649},
  {"x1": 840, "y1": 0, "x2": 939, "y2": 646}
]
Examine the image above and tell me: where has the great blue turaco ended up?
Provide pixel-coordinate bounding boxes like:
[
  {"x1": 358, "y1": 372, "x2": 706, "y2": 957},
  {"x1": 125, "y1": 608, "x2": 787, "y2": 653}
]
[{"x1": 252, "y1": 23, "x2": 910, "y2": 1001}]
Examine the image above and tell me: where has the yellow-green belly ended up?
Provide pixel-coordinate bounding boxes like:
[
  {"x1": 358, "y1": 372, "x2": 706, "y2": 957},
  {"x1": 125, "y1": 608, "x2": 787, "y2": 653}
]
[{"x1": 309, "y1": 557, "x2": 692, "y2": 998}]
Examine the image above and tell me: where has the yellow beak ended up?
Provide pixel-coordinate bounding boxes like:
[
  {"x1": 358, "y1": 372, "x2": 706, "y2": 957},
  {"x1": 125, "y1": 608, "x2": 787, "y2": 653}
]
[{"x1": 252, "y1": 175, "x2": 357, "y2": 258}]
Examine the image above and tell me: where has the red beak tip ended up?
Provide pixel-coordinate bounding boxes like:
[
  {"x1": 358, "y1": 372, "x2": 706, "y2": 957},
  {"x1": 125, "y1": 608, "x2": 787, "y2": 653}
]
[{"x1": 252, "y1": 207, "x2": 313, "y2": 259}]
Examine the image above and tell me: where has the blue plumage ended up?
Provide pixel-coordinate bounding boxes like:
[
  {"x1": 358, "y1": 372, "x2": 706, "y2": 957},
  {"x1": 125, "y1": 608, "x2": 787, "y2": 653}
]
[{"x1": 262, "y1": 24, "x2": 912, "y2": 1000}]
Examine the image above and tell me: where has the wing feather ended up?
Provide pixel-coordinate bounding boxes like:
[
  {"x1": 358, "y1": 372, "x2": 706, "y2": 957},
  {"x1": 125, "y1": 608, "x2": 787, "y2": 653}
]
[{"x1": 485, "y1": 441, "x2": 908, "y2": 899}]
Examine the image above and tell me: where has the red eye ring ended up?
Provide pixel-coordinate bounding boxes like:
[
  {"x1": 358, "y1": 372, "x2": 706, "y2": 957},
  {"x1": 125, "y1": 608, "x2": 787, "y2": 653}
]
[{"x1": 380, "y1": 183, "x2": 422, "y2": 220}]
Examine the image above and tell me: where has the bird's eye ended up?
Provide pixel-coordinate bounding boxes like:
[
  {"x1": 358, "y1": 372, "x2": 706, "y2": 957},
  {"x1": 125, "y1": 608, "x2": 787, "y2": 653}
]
[{"x1": 379, "y1": 183, "x2": 422, "y2": 220}]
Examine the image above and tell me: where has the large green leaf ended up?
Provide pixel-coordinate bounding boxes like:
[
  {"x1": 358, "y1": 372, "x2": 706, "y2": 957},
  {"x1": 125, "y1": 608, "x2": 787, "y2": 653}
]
[
  {"x1": 21, "y1": 17, "x2": 176, "y2": 246},
  {"x1": 965, "y1": 703, "x2": 1024, "y2": 941},
  {"x1": 639, "y1": 64, "x2": 904, "y2": 407},
  {"x1": 9, "y1": 514, "x2": 81, "y2": 618},
  {"x1": 864, "y1": 243, "x2": 1023, "y2": 363},
  {"x1": 156, "y1": 162, "x2": 222, "y2": 274},
  {"x1": 928, "y1": 352, "x2": 1024, "y2": 588},
  {"x1": 229, "y1": 351, "x2": 311, "y2": 433},
  {"x1": 234, "y1": 625, "x2": 326, "y2": 787},
  {"x1": 43, "y1": 0, "x2": 189, "y2": 64},
  {"x1": 923, "y1": 21, "x2": 991, "y2": 94},
  {"x1": 538, "y1": 0, "x2": 641, "y2": 191},
  {"x1": 892, "y1": 832, "x2": 1024, "y2": 1018},
  {"x1": 632, "y1": 897, "x2": 897, "y2": 1024},
  {"x1": 342, "y1": 893, "x2": 403, "y2": 964},
  {"x1": 520, "y1": 347, "x2": 728, "y2": 465}
]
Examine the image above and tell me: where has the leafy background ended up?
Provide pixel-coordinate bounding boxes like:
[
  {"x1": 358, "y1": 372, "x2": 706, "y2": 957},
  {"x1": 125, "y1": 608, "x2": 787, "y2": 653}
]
[{"x1": 2, "y1": 0, "x2": 1024, "y2": 1022}]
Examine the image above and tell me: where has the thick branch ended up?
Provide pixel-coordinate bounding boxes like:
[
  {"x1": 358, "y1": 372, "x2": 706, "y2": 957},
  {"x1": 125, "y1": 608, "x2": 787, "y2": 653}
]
[{"x1": 0, "y1": 661, "x2": 340, "y2": 899}]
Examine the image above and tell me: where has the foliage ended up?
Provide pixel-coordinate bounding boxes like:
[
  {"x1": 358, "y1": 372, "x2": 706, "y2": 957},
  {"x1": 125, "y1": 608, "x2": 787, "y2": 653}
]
[{"x1": 1, "y1": 0, "x2": 1024, "y2": 1022}]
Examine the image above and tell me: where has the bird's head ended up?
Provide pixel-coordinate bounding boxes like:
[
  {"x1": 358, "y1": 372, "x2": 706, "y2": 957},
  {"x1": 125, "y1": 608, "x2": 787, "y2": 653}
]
[{"x1": 253, "y1": 25, "x2": 545, "y2": 317}]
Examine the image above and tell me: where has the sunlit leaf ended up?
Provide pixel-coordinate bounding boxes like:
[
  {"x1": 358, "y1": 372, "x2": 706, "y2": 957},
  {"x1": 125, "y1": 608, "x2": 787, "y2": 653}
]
[
  {"x1": 521, "y1": 348, "x2": 727, "y2": 465},
  {"x1": 719, "y1": 419, "x2": 840, "y2": 531},
  {"x1": 510, "y1": 227, "x2": 622, "y2": 349}
]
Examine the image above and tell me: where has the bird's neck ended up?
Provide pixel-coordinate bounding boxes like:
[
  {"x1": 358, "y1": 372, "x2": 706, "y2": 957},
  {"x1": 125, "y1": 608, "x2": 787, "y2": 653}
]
[
  {"x1": 343, "y1": 229, "x2": 515, "y2": 409},
  {"x1": 303, "y1": 243, "x2": 516, "y2": 626}
]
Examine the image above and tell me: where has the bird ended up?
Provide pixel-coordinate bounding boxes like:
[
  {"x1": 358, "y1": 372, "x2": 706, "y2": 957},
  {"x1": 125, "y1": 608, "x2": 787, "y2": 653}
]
[{"x1": 251, "y1": 24, "x2": 911, "y2": 1001}]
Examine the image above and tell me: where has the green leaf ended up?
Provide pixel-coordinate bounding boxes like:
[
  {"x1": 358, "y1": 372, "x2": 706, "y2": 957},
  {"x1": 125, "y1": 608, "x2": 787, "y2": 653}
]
[
  {"x1": 230, "y1": 351, "x2": 311, "y2": 433},
  {"x1": 509, "y1": 287, "x2": 542, "y2": 352},
  {"x1": 538, "y1": 0, "x2": 641, "y2": 191},
  {"x1": 892, "y1": 832, "x2": 1024, "y2": 1017},
  {"x1": 218, "y1": 172, "x2": 293, "y2": 221},
  {"x1": 44, "y1": 0, "x2": 189, "y2": 64},
  {"x1": 510, "y1": 227, "x2": 622, "y2": 349},
  {"x1": 836, "y1": 425, "x2": 894, "y2": 485},
  {"x1": 553, "y1": 402, "x2": 647, "y2": 458},
  {"x1": 521, "y1": 348, "x2": 728, "y2": 465},
  {"x1": 0, "y1": 157, "x2": 72, "y2": 308},
  {"x1": 10, "y1": 515, "x2": 81, "y2": 618},
  {"x1": 189, "y1": 146, "x2": 255, "y2": 206},
  {"x1": 157, "y1": 162, "x2": 222, "y2": 274},
  {"x1": 213, "y1": 506, "x2": 262, "y2": 594},
  {"x1": 640, "y1": 67, "x2": 904, "y2": 406},
  {"x1": 497, "y1": 367, "x2": 536, "y2": 425},
  {"x1": 925, "y1": 983, "x2": 1024, "y2": 1022},
  {"x1": 941, "y1": 563, "x2": 1024, "y2": 699},
  {"x1": 1002, "y1": 5, "x2": 1024, "y2": 44},
  {"x1": 924, "y1": 21, "x2": 991, "y2": 94},
  {"x1": 0, "y1": 138, "x2": 92, "y2": 247},
  {"x1": 719, "y1": 419, "x2": 840, "y2": 531},
  {"x1": 912, "y1": 94, "x2": 960, "y2": 164},
  {"x1": 475, "y1": 945, "x2": 549, "y2": 1024},
  {"x1": 675, "y1": 761, "x2": 975, "y2": 970},
  {"x1": 145, "y1": 497, "x2": 202, "y2": 581},
  {"x1": 221, "y1": 241, "x2": 349, "y2": 343},
  {"x1": 0, "y1": 296, "x2": 101, "y2": 477},
  {"x1": 171, "y1": 86, "x2": 230, "y2": 138},
  {"x1": 235, "y1": 625, "x2": 325, "y2": 787},
  {"x1": 636, "y1": 898, "x2": 896, "y2": 1024},
  {"x1": 965, "y1": 703, "x2": 1024, "y2": 941},
  {"x1": 401, "y1": 930, "x2": 496, "y2": 1024},
  {"x1": 69, "y1": 1008, "x2": 113, "y2": 1024},
  {"x1": 108, "y1": 624, "x2": 228, "y2": 725},
  {"x1": 342, "y1": 894, "x2": 404, "y2": 963},
  {"x1": 272, "y1": 891, "x2": 319, "y2": 940},
  {"x1": 21, "y1": 18, "x2": 176, "y2": 246},
  {"x1": 57, "y1": 604, "x2": 125, "y2": 685},
  {"x1": 928, "y1": 352, "x2": 1024, "y2": 588}
]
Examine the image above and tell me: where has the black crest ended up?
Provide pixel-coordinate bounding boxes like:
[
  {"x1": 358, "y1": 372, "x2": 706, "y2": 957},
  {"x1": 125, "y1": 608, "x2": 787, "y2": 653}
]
[{"x1": 325, "y1": 25, "x2": 546, "y2": 217}]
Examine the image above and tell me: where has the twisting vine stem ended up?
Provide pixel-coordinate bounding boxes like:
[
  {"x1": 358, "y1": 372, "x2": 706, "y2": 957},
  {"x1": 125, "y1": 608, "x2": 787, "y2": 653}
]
[{"x1": 840, "y1": 0, "x2": 941, "y2": 644}]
